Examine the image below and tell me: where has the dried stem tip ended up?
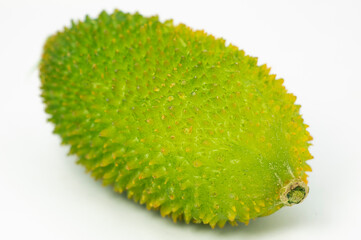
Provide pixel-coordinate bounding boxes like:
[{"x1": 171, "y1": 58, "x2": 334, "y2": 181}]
[{"x1": 280, "y1": 179, "x2": 309, "y2": 206}]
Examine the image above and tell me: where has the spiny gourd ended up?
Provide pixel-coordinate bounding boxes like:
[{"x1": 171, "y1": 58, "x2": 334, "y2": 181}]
[{"x1": 40, "y1": 10, "x2": 313, "y2": 228}]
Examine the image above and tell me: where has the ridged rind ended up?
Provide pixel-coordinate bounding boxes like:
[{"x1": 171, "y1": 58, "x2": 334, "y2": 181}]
[{"x1": 40, "y1": 10, "x2": 313, "y2": 228}]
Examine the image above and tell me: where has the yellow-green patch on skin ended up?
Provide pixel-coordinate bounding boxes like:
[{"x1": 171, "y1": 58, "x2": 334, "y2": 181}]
[{"x1": 40, "y1": 10, "x2": 313, "y2": 228}]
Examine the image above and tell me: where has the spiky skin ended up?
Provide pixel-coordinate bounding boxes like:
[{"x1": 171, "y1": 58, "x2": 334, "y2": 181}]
[{"x1": 40, "y1": 10, "x2": 313, "y2": 228}]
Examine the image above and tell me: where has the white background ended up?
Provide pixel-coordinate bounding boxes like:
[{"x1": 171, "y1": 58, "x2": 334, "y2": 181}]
[{"x1": 1, "y1": 0, "x2": 360, "y2": 239}]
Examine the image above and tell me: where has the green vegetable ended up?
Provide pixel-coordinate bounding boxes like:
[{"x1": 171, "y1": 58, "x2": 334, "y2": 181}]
[{"x1": 40, "y1": 10, "x2": 313, "y2": 228}]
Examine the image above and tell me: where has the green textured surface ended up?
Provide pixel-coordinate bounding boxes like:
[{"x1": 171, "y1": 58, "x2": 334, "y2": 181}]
[{"x1": 39, "y1": 10, "x2": 313, "y2": 228}]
